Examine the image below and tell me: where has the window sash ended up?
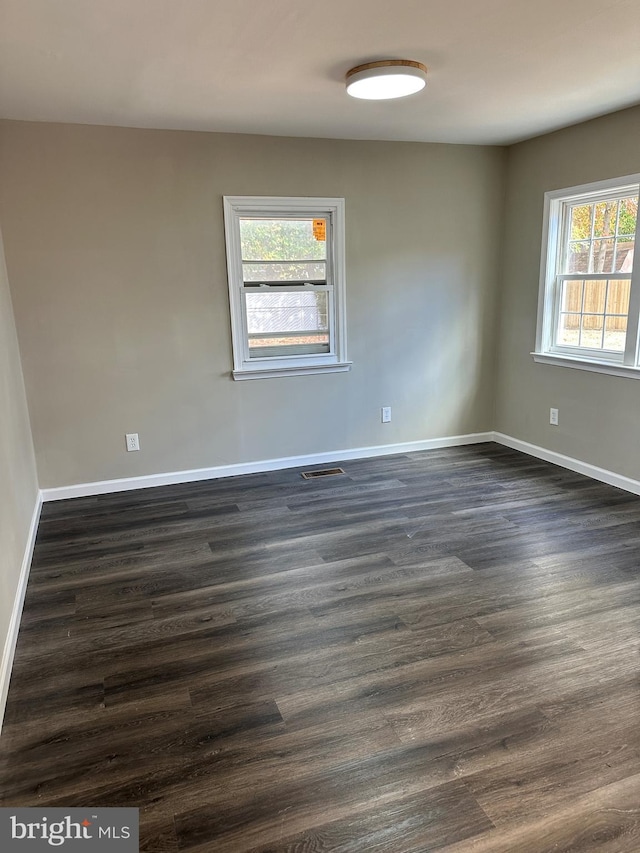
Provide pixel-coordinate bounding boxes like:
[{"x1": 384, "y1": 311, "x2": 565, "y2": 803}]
[
  {"x1": 561, "y1": 194, "x2": 636, "y2": 276},
  {"x1": 550, "y1": 273, "x2": 631, "y2": 360},
  {"x1": 241, "y1": 284, "x2": 334, "y2": 362}
]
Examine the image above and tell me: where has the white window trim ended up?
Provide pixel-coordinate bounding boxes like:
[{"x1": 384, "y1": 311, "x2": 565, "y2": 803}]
[
  {"x1": 223, "y1": 195, "x2": 351, "y2": 380},
  {"x1": 531, "y1": 351, "x2": 640, "y2": 380},
  {"x1": 533, "y1": 174, "x2": 640, "y2": 379}
]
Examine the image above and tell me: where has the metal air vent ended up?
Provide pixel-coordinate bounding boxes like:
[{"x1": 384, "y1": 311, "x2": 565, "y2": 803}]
[{"x1": 301, "y1": 468, "x2": 346, "y2": 480}]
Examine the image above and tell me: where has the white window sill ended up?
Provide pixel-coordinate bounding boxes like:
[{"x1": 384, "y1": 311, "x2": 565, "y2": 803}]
[
  {"x1": 532, "y1": 352, "x2": 640, "y2": 380},
  {"x1": 232, "y1": 362, "x2": 352, "y2": 380}
]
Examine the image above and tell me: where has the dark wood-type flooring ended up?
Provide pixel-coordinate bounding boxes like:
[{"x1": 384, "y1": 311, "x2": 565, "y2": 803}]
[{"x1": 2, "y1": 443, "x2": 640, "y2": 852}]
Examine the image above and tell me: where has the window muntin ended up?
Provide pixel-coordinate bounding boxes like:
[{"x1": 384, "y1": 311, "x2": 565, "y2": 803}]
[
  {"x1": 536, "y1": 177, "x2": 640, "y2": 370},
  {"x1": 223, "y1": 197, "x2": 348, "y2": 379}
]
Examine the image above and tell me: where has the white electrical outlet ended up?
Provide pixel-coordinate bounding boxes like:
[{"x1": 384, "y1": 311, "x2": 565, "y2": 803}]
[
  {"x1": 126, "y1": 433, "x2": 140, "y2": 451},
  {"x1": 381, "y1": 407, "x2": 392, "y2": 423},
  {"x1": 549, "y1": 408, "x2": 559, "y2": 426}
]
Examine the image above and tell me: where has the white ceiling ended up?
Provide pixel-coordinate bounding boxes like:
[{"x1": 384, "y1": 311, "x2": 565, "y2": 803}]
[{"x1": 1, "y1": 0, "x2": 639, "y2": 145}]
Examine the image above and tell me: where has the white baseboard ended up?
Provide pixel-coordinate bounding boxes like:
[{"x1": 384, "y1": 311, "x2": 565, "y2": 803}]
[
  {"x1": 0, "y1": 491, "x2": 42, "y2": 732},
  {"x1": 35, "y1": 427, "x2": 640, "y2": 504},
  {"x1": 41, "y1": 432, "x2": 494, "y2": 501},
  {"x1": 494, "y1": 432, "x2": 640, "y2": 496}
]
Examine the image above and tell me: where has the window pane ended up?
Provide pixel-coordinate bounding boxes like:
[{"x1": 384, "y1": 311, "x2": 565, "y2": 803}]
[
  {"x1": 614, "y1": 241, "x2": 634, "y2": 273},
  {"x1": 569, "y1": 204, "x2": 592, "y2": 241},
  {"x1": 605, "y1": 278, "x2": 631, "y2": 315},
  {"x1": 248, "y1": 333, "x2": 329, "y2": 355},
  {"x1": 239, "y1": 219, "x2": 326, "y2": 262},
  {"x1": 567, "y1": 242, "x2": 590, "y2": 273},
  {"x1": 594, "y1": 201, "x2": 617, "y2": 237},
  {"x1": 561, "y1": 279, "x2": 583, "y2": 312},
  {"x1": 557, "y1": 313, "x2": 580, "y2": 347},
  {"x1": 243, "y1": 261, "x2": 326, "y2": 282},
  {"x1": 618, "y1": 197, "x2": 638, "y2": 237},
  {"x1": 246, "y1": 290, "x2": 328, "y2": 336},
  {"x1": 579, "y1": 315, "x2": 604, "y2": 349},
  {"x1": 583, "y1": 280, "x2": 606, "y2": 314},
  {"x1": 603, "y1": 315, "x2": 627, "y2": 351},
  {"x1": 590, "y1": 238, "x2": 614, "y2": 273}
]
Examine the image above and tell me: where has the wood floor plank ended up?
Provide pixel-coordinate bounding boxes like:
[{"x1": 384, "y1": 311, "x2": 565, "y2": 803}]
[
  {"x1": 202, "y1": 780, "x2": 494, "y2": 853},
  {"x1": 439, "y1": 772, "x2": 640, "y2": 853}
]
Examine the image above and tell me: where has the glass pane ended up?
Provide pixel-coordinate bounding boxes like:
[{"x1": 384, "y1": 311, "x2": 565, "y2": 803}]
[
  {"x1": 618, "y1": 197, "x2": 638, "y2": 237},
  {"x1": 561, "y1": 279, "x2": 583, "y2": 312},
  {"x1": 614, "y1": 241, "x2": 634, "y2": 273},
  {"x1": 243, "y1": 262, "x2": 326, "y2": 282},
  {"x1": 603, "y1": 315, "x2": 627, "y2": 352},
  {"x1": 579, "y1": 315, "x2": 604, "y2": 349},
  {"x1": 590, "y1": 238, "x2": 614, "y2": 273},
  {"x1": 583, "y1": 280, "x2": 606, "y2": 314},
  {"x1": 557, "y1": 313, "x2": 580, "y2": 347},
  {"x1": 605, "y1": 278, "x2": 631, "y2": 315},
  {"x1": 569, "y1": 204, "x2": 592, "y2": 241},
  {"x1": 566, "y1": 242, "x2": 590, "y2": 273},
  {"x1": 249, "y1": 333, "x2": 329, "y2": 354},
  {"x1": 239, "y1": 218, "x2": 326, "y2": 262},
  {"x1": 245, "y1": 290, "x2": 328, "y2": 335},
  {"x1": 594, "y1": 201, "x2": 617, "y2": 237}
]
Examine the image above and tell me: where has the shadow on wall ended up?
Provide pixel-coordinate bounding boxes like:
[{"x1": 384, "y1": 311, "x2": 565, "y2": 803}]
[{"x1": 359, "y1": 252, "x2": 490, "y2": 435}]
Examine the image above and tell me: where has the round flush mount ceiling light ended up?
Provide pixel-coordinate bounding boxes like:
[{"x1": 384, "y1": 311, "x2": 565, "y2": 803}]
[{"x1": 345, "y1": 60, "x2": 428, "y2": 100}]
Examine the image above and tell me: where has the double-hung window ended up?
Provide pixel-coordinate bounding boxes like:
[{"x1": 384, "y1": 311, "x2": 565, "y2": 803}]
[
  {"x1": 223, "y1": 196, "x2": 349, "y2": 380},
  {"x1": 534, "y1": 175, "x2": 640, "y2": 377}
]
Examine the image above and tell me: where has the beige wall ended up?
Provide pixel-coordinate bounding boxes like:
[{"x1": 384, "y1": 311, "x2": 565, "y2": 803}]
[
  {"x1": 0, "y1": 121, "x2": 505, "y2": 488},
  {"x1": 495, "y1": 105, "x2": 640, "y2": 479},
  {"x1": 0, "y1": 223, "x2": 38, "y2": 672}
]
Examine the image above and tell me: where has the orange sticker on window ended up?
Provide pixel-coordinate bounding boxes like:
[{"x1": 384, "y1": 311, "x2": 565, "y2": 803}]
[{"x1": 313, "y1": 219, "x2": 326, "y2": 241}]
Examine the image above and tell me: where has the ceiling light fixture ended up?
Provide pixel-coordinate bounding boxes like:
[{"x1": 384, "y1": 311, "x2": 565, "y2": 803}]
[{"x1": 345, "y1": 60, "x2": 428, "y2": 100}]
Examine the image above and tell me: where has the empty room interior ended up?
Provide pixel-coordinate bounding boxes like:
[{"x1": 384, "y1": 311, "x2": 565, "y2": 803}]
[{"x1": 2, "y1": 1, "x2": 640, "y2": 851}]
